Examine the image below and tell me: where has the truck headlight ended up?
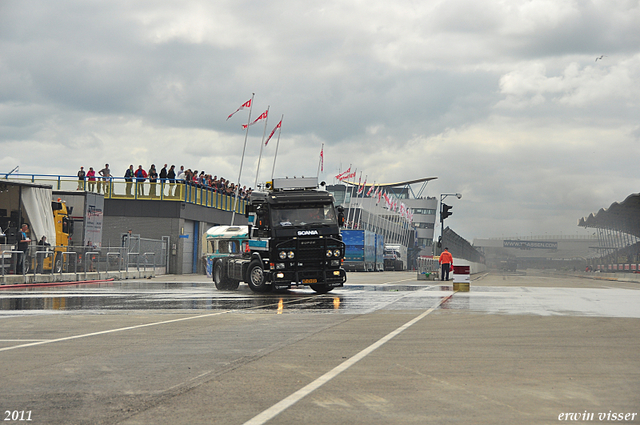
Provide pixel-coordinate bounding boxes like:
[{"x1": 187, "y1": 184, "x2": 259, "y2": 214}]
[
  {"x1": 279, "y1": 251, "x2": 287, "y2": 260},
  {"x1": 331, "y1": 259, "x2": 340, "y2": 266},
  {"x1": 333, "y1": 249, "x2": 341, "y2": 257},
  {"x1": 287, "y1": 251, "x2": 295, "y2": 259},
  {"x1": 276, "y1": 263, "x2": 285, "y2": 269},
  {"x1": 326, "y1": 249, "x2": 333, "y2": 258}
]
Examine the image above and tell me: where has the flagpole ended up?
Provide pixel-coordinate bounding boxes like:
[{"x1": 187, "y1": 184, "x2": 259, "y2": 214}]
[
  {"x1": 346, "y1": 169, "x2": 358, "y2": 228},
  {"x1": 370, "y1": 182, "x2": 378, "y2": 233},
  {"x1": 231, "y1": 93, "x2": 255, "y2": 226},
  {"x1": 356, "y1": 174, "x2": 367, "y2": 230},
  {"x1": 254, "y1": 106, "x2": 270, "y2": 189},
  {"x1": 316, "y1": 143, "x2": 324, "y2": 178},
  {"x1": 270, "y1": 114, "x2": 284, "y2": 182}
]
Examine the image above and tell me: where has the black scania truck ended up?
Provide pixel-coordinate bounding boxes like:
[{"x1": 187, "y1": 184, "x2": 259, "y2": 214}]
[{"x1": 213, "y1": 177, "x2": 347, "y2": 293}]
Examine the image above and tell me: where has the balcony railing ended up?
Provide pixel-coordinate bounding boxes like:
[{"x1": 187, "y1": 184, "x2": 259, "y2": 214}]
[{"x1": 2, "y1": 173, "x2": 247, "y2": 214}]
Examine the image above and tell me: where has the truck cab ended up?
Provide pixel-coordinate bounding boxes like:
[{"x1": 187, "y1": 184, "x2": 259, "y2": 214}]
[
  {"x1": 383, "y1": 244, "x2": 406, "y2": 271},
  {"x1": 214, "y1": 177, "x2": 347, "y2": 293}
]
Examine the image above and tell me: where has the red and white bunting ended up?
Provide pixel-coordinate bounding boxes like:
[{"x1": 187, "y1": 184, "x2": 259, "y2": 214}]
[
  {"x1": 336, "y1": 171, "x2": 355, "y2": 182},
  {"x1": 335, "y1": 167, "x2": 351, "y2": 181}
]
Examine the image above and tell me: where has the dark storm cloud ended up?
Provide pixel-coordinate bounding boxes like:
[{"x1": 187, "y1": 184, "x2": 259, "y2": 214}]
[{"x1": 1, "y1": 0, "x2": 639, "y2": 238}]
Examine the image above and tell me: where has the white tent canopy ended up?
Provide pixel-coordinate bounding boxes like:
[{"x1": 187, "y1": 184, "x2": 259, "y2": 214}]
[{"x1": 21, "y1": 186, "x2": 56, "y2": 246}]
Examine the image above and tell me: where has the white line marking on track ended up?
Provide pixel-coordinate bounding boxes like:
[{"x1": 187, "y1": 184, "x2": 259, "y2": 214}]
[
  {"x1": 0, "y1": 339, "x2": 50, "y2": 342},
  {"x1": 0, "y1": 296, "x2": 317, "y2": 353},
  {"x1": 0, "y1": 310, "x2": 233, "y2": 353},
  {"x1": 243, "y1": 291, "x2": 455, "y2": 425},
  {"x1": 379, "y1": 277, "x2": 418, "y2": 285}
]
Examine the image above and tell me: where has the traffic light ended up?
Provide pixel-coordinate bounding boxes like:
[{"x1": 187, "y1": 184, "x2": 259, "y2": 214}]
[{"x1": 441, "y1": 203, "x2": 453, "y2": 220}]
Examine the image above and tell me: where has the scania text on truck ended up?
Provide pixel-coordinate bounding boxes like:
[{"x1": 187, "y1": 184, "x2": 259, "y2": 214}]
[{"x1": 212, "y1": 177, "x2": 347, "y2": 293}]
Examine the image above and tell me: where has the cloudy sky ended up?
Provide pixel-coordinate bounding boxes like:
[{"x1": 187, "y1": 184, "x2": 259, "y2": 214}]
[{"x1": 1, "y1": 0, "x2": 639, "y2": 240}]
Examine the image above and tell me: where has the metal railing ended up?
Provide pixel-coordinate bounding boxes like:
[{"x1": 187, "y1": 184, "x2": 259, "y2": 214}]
[
  {"x1": 2, "y1": 250, "x2": 26, "y2": 284},
  {"x1": 1, "y1": 173, "x2": 248, "y2": 214},
  {"x1": 0, "y1": 242, "x2": 167, "y2": 284}
]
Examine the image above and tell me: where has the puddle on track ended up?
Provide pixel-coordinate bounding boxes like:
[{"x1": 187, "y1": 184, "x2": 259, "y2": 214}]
[{"x1": 1, "y1": 281, "x2": 639, "y2": 318}]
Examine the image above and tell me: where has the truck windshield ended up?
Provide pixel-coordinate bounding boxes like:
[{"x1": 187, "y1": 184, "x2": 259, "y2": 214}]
[{"x1": 272, "y1": 205, "x2": 336, "y2": 228}]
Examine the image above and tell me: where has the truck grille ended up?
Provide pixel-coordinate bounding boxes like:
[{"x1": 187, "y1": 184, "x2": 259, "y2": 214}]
[
  {"x1": 297, "y1": 239, "x2": 323, "y2": 261},
  {"x1": 276, "y1": 237, "x2": 343, "y2": 264}
]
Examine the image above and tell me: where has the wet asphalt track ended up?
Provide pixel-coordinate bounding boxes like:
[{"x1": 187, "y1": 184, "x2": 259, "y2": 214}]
[
  {"x1": 1, "y1": 270, "x2": 639, "y2": 318},
  {"x1": 1, "y1": 271, "x2": 639, "y2": 424}
]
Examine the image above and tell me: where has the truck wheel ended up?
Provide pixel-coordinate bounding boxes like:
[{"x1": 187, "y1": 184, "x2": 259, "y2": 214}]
[
  {"x1": 227, "y1": 280, "x2": 240, "y2": 291},
  {"x1": 53, "y1": 253, "x2": 63, "y2": 274},
  {"x1": 247, "y1": 260, "x2": 270, "y2": 292},
  {"x1": 310, "y1": 284, "x2": 333, "y2": 294},
  {"x1": 213, "y1": 261, "x2": 230, "y2": 290}
]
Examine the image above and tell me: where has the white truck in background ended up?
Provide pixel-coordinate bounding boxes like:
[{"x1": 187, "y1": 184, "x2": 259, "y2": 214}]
[{"x1": 383, "y1": 244, "x2": 407, "y2": 271}]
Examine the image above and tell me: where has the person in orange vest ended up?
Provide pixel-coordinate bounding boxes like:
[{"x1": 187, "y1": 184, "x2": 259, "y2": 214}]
[{"x1": 439, "y1": 247, "x2": 453, "y2": 281}]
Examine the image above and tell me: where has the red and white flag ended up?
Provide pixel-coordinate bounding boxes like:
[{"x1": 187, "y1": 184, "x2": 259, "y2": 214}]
[
  {"x1": 242, "y1": 109, "x2": 268, "y2": 129},
  {"x1": 320, "y1": 147, "x2": 324, "y2": 172},
  {"x1": 335, "y1": 167, "x2": 351, "y2": 181},
  {"x1": 265, "y1": 119, "x2": 282, "y2": 145},
  {"x1": 367, "y1": 184, "x2": 375, "y2": 196},
  {"x1": 358, "y1": 178, "x2": 367, "y2": 194},
  {"x1": 226, "y1": 99, "x2": 251, "y2": 120}
]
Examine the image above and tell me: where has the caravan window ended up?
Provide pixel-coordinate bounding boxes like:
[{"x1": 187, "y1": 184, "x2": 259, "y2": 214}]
[{"x1": 216, "y1": 240, "x2": 240, "y2": 254}]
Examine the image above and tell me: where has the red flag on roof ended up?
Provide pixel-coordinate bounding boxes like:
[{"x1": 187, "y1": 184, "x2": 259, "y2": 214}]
[
  {"x1": 335, "y1": 167, "x2": 351, "y2": 181},
  {"x1": 358, "y1": 178, "x2": 367, "y2": 194}
]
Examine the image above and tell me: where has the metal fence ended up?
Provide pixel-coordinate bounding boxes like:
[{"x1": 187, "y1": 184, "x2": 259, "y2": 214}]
[{"x1": 1, "y1": 235, "x2": 168, "y2": 283}]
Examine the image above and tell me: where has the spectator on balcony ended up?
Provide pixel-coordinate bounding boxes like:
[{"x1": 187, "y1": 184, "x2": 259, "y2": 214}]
[
  {"x1": 159, "y1": 164, "x2": 168, "y2": 181},
  {"x1": 167, "y1": 165, "x2": 176, "y2": 197},
  {"x1": 86, "y1": 167, "x2": 96, "y2": 192},
  {"x1": 148, "y1": 164, "x2": 158, "y2": 197},
  {"x1": 77, "y1": 166, "x2": 86, "y2": 190},
  {"x1": 124, "y1": 165, "x2": 134, "y2": 197},
  {"x1": 134, "y1": 165, "x2": 147, "y2": 197},
  {"x1": 98, "y1": 164, "x2": 111, "y2": 195}
]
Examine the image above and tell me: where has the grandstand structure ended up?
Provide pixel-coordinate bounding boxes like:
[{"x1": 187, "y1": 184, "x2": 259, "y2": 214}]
[
  {"x1": 327, "y1": 177, "x2": 439, "y2": 267},
  {"x1": 578, "y1": 193, "x2": 640, "y2": 271}
]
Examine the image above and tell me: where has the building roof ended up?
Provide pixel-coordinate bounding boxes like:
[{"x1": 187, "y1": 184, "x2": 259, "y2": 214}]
[
  {"x1": 343, "y1": 177, "x2": 437, "y2": 188},
  {"x1": 578, "y1": 193, "x2": 640, "y2": 237}
]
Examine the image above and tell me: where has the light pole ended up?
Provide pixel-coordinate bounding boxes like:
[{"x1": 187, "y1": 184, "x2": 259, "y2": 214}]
[{"x1": 438, "y1": 192, "x2": 462, "y2": 254}]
